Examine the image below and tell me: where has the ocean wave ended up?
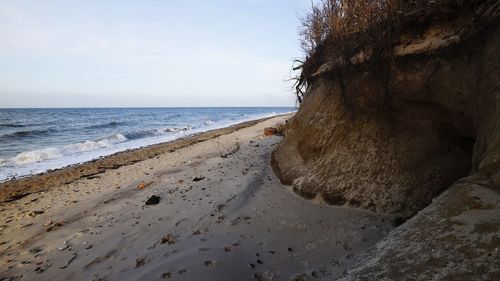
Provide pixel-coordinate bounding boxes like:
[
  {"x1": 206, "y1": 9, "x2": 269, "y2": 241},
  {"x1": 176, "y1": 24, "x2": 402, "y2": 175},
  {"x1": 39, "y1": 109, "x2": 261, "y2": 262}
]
[
  {"x1": 159, "y1": 126, "x2": 192, "y2": 133},
  {"x1": 11, "y1": 147, "x2": 62, "y2": 165},
  {"x1": 125, "y1": 130, "x2": 157, "y2": 140},
  {"x1": 84, "y1": 121, "x2": 128, "y2": 130},
  {"x1": 7, "y1": 133, "x2": 128, "y2": 166},
  {"x1": 204, "y1": 120, "x2": 214, "y2": 125},
  {"x1": 0, "y1": 123, "x2": 26, "y2": 128},
  {"x1": 126, "y1": 126, "x2": 192, "y2": 139},
  {"x1": 62, "y1": 133, "x2": 128, "y2": 154},
  {"x1": 0, "y1": 129, "x2": 56, "y2": 141}
]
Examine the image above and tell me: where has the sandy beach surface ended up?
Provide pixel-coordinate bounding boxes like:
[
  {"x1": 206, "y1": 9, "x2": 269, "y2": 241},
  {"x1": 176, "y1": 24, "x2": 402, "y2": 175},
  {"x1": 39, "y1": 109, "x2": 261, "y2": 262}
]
[{"x1": 0, "y1": 115, "x2": 394, "y2": 281}]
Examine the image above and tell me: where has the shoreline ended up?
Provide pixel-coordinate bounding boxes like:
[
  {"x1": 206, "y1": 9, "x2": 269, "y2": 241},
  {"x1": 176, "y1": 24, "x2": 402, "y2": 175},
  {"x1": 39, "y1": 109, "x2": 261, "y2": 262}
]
[
  {"x1": 0, "y1": 114, "x2": 394, "y2": 281},
  {"x1": 0, "y1": 114, "x2": 292, "y2": 203}
]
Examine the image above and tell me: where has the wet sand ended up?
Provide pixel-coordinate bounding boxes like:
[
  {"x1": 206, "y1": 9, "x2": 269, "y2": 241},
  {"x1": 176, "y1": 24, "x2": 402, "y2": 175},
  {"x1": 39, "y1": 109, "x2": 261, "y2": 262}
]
[{"x1": 0, "y1": 115, "x2": 394, "y2": 281}]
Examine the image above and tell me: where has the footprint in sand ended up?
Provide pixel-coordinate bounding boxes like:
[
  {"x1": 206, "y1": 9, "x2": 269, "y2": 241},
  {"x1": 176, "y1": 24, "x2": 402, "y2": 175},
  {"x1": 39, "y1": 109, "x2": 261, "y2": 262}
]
[
  {"x1": 161, "y1": 271, "x2": 172, "y2": 279},
  {"x1": 178, "y1": 268, "x2": 187, "y2": 274},
  {"x1": 204, "y1": 260, "x2": 215, "y2": 267}
]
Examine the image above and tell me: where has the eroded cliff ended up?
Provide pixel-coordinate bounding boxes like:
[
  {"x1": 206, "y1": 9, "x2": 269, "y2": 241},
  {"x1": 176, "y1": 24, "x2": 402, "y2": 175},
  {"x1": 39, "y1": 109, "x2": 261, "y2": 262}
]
[
  {"x1": 273, "y1": 1, "x2": 499, "y2": 279},
  {"x1": 273, "y1": 2, "x2": 499, "y2": 218}
]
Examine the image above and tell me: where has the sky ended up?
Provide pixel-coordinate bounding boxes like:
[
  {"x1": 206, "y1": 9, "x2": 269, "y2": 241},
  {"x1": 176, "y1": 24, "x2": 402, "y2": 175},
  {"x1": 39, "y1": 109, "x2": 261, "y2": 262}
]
[{"x1": 0, "y1": 0, "x2": 313, "y2": 108}]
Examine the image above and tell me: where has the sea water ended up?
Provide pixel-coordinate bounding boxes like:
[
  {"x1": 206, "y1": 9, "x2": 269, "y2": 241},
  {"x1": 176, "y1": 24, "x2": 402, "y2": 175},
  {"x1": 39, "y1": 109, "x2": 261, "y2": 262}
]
[{"x1": 0, "y1": 107, "x2": 295, "y2": 181}]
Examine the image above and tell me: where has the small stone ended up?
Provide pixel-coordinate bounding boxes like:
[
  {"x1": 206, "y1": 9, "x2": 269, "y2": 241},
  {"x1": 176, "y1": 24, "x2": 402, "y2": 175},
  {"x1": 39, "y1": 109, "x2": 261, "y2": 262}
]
[
  {"x1": 145, "y1": 195, "x2": 161, "y2": 205},
  {"x1": 192, "y1": 176, "x2": 205, "y2": 182}
]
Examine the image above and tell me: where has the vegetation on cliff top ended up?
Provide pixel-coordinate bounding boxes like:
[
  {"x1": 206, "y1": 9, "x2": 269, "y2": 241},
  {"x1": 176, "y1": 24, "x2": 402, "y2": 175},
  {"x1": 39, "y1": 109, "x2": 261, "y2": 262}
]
[{"x1": 294, "y1": 0, "x2": 497, "y2": 103}]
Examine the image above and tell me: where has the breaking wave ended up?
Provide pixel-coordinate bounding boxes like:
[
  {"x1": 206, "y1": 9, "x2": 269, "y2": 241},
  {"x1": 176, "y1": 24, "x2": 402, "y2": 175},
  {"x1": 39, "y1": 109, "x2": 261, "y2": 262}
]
[
  {"x1": 12, "y1": 147, "x2": 63, "y2": 165},
  {"x1": 9, "y1": 133, "x2": 128, "y2": 165}
]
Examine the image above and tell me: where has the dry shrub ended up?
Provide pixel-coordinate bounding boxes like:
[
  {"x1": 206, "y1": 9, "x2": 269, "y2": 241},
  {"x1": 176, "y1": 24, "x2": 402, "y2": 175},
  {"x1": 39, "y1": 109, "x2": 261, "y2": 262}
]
[
  {"x1": 294, "y1": 0, "x2": 493, "y2": 104},
  {"x1": 212, "y1": 138, "x2": 240, "y2": 158}
]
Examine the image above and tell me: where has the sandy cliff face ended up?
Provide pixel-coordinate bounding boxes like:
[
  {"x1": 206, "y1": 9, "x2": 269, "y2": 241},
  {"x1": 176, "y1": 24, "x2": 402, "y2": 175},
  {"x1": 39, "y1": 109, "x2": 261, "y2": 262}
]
[{"x1": 273, "y1": 20, "x2": 499, "y2": 218}]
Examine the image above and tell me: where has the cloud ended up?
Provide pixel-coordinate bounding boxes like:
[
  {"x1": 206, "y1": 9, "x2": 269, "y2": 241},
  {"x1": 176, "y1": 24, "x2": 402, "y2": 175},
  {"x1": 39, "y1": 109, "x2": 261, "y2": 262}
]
[{"x1": 0, "y1": 1, "x2": 299, "y2": 106}]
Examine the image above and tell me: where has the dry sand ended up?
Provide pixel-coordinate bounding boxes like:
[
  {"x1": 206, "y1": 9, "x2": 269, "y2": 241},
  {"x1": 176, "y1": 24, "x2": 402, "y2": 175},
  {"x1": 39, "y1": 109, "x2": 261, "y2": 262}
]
[{"x1": 0, "y1": 115, "x2": 394, "y2": 281}]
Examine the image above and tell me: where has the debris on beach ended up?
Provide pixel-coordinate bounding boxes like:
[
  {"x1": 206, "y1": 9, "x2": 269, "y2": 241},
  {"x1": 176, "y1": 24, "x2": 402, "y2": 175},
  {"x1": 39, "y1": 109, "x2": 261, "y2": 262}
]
[
  {"x1": 26, "y1": 210, "x2": 44, "y2": 217},
  {"x1": 58, "y1": 241, "x2": 70, "y2": 251},
  {"x1": 192, "y1": 176, "x2": 205, "y2": 182},
  {"x1": 45, "y1": 221, "x2": 64, "y2": 232},
  {"x1": 138, "y1": 181, "x2": 153, "y2": 190},
  {"x1": 138, "y1": 182, "x2": 145, "y2": 190},
  {"x1": 160, "y1": 233, "x2": 177, "y2": 245},
  {"x1": 145, "y1": 195, "x2": 161, "y2": 205}
]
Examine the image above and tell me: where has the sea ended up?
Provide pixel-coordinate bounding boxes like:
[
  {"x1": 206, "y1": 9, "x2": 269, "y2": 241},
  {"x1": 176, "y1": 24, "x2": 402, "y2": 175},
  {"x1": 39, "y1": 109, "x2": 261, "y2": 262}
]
[{"x1": 0, "y1": 107, "x2": 295, "y2": 182}]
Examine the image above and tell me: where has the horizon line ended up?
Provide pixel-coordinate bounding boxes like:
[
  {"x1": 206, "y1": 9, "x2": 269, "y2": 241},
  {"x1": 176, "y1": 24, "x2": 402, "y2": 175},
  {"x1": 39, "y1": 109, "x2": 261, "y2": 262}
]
[{"x1": 0, "y1": 106, "x2": 298, "y2": 109}]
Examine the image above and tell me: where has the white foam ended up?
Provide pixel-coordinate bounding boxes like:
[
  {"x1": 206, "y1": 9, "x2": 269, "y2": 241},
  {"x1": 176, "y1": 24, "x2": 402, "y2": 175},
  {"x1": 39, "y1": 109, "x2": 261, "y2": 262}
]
[
  {"x1": 11, "y1": 147, "x2": 62, "y2": 165},
  {"x1": 62, "y1": 133, "x2": 127, "y2": 154},
  {"x1": 163, "y1": 126, "x2": 192, "y2": 132}
]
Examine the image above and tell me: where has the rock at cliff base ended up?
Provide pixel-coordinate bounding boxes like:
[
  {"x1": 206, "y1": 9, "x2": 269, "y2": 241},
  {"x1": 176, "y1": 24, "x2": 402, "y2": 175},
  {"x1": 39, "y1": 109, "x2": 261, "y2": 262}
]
[{"x1": 264, "y1": 127, "x2": 278, "y2": 136}]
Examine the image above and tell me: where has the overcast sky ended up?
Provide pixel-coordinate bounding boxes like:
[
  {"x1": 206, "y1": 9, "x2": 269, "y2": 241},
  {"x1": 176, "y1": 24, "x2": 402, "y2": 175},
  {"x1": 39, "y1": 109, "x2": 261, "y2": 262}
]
[{"x1": 0, "y1": 0, "x2": 313, "y2": 108}]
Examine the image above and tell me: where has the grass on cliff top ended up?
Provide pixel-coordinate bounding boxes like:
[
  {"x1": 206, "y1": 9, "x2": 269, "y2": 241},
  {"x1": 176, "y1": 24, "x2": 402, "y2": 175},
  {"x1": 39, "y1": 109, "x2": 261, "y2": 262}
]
[{"x1": 293, "y1": 0, "x2": 491, "y2": 103}]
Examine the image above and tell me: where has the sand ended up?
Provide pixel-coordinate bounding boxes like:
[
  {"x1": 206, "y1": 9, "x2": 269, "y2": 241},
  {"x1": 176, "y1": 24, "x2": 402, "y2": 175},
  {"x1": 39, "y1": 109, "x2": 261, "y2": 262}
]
[{"x1": 0, "y1": 115, "x2": 394, "y2": 281}]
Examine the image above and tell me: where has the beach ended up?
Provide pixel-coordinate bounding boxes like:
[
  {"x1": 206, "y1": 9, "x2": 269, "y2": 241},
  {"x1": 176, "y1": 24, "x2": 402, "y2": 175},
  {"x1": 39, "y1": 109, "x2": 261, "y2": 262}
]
[{"x1": 0, "y1": 114, "x2": 394, "y2": 281}]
